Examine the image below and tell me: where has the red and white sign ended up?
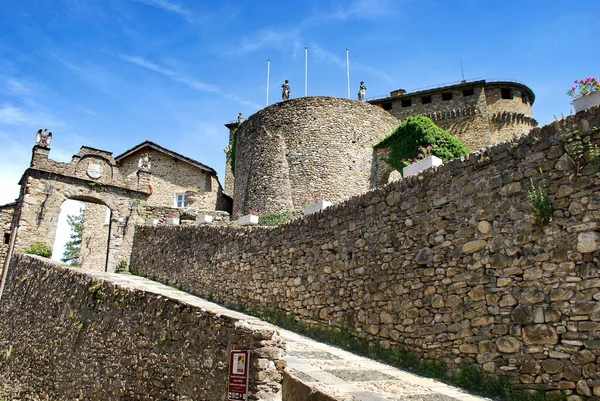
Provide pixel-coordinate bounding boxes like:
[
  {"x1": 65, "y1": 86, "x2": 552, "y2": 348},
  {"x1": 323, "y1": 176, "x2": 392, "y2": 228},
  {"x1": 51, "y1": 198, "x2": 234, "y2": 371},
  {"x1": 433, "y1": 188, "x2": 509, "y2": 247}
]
[{"x1": 228, "y1": 350, "x2": 250, "y2": 401}]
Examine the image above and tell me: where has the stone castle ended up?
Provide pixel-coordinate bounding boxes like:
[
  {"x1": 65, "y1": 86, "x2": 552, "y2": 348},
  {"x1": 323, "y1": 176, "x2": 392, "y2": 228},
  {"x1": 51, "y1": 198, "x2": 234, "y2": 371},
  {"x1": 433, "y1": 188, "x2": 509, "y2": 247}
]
[{"x1": 2, "y1": 77, "x2": 600, "y2": 400}]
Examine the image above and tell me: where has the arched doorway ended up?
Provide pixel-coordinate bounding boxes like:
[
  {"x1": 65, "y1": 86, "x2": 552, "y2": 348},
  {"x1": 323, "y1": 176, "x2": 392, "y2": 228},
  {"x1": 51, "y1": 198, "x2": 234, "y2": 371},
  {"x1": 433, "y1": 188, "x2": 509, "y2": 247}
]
[{"x1": 52, "y1": 199, "x2": 112, "y2": 272}]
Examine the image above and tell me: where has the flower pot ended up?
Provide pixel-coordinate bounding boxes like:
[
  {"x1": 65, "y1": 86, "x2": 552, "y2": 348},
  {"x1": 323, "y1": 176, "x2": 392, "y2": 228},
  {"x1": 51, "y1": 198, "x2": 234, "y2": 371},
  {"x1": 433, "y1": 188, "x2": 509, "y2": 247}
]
[
  {"x1": 195, "y1": 215, "x2": 213, "y2": 225},
  {"x1": 147, "y1": 218, "x2": 159, "y2": 225},
  {"x1": 238, "y1": 214, "x2": 259, "y2": 226},
  {"x1": 402, "y1": 155, "x2": 443, "y2": 177},
  {"x1": 303, "y1": 200, "x2": 333, "y2": 215},
  {"x1": 573, "y1": 91, "x2": 600, "y2": 113},
  {"x1": 167, "y1": 217, "x2": 179, "y2": 225}
]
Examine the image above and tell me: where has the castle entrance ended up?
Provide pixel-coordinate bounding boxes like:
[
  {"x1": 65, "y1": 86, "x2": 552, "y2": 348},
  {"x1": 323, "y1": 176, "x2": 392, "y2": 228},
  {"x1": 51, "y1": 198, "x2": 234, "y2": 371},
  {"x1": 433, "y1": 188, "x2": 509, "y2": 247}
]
[{"x1": 7, "y1": 142, "x2": 149, "y2": 272}]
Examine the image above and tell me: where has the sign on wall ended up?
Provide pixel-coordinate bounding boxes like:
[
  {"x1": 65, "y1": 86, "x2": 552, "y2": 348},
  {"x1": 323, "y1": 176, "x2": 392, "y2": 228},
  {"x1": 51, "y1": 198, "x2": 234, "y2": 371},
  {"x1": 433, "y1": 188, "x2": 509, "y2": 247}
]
[{"x1": 228, "y1": 350, "x2": 250, "y2": 401}]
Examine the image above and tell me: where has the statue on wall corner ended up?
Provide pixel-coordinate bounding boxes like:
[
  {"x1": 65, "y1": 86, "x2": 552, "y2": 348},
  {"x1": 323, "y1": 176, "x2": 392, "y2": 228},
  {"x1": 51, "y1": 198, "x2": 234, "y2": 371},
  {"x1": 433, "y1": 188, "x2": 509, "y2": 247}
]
[
  {"x1": 282, "y1": 80, "x2": 290, "y2": 101},
  {"x1": 237, "y1": 112, "x2": 243, "y2": 124},
  {"x1": 358, "y1": 81, "x2": 367, "y2": 102},
  {"x1": 138, "y1": 153, "x2": 151, "y2": 171},
  {"x1": 35, "y1": 128, "x2": 52, "y2": 147}
]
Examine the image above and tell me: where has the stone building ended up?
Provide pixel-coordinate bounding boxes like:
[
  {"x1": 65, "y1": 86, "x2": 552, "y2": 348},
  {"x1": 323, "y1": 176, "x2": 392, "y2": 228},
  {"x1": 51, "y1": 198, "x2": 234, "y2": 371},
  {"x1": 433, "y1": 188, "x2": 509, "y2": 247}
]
[
  {"x1": 0, "y1": 139, "x2": 230, "y2": 271},
  {"x1": 369, "y1": 79, "x2": 537, "y2": 151},
  {"x1": 227, "y1": 96, "x2": 400, "y2": 214}
]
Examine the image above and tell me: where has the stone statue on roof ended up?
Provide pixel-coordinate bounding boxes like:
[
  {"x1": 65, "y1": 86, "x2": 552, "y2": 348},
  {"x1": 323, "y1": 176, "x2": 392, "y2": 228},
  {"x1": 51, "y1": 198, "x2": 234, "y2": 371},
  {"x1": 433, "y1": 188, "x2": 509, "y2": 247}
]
[
  {"x1": 358, "y1": 82, "x2": 366, "y2": 102},
  {"x1": 138, "y1": 153, "x2": 151, "y2": 171},
  {"x1": 282, "y1": 80, "x2": 290, "y2": 101},
  {"x1": 238, "y1": 113, "x2": 243, "y2": 124},
  {"x1": 35, "y1": 128, "x2": 52, "y2": 147}
]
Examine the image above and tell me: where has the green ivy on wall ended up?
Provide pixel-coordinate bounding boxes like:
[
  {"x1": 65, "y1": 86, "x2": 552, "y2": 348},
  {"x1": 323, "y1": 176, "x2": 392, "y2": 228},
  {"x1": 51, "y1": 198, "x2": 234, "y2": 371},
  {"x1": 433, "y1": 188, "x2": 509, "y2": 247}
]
[{"x1": 374, "y1": 116, "x2": 470, "y2": 174}]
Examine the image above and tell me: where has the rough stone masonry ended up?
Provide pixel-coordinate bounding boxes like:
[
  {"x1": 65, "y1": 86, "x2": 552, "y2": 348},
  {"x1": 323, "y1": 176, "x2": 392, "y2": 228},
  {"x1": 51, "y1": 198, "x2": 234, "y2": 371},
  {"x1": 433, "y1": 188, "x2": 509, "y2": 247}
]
[
  {"x1": 0, "y1": 254, "x2": 285, "y2": 400},
  {"x1": 132, "y1": 107, "x2": 600, "y2": 399}
]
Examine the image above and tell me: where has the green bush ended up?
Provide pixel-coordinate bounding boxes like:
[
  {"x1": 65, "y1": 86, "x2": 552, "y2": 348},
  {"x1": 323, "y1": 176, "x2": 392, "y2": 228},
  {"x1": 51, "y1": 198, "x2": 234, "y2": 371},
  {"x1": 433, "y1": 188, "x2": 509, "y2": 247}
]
[
  {"x1": 374, "y1": 116, "x2": 470, "y2": 174},
  {"x1": 258, "y1": 211, "x2": 298, "y2": 226},
  {"x1": 23, "y1": 242, "x2": 53, "y2": 258}
]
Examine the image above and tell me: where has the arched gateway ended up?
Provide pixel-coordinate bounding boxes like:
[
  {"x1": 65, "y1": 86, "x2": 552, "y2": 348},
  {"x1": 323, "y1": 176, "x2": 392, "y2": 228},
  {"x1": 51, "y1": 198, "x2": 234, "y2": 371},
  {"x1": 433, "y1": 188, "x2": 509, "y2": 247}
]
[{"x1": 5, "y1": 136, "x2": 231, "y2": 273}]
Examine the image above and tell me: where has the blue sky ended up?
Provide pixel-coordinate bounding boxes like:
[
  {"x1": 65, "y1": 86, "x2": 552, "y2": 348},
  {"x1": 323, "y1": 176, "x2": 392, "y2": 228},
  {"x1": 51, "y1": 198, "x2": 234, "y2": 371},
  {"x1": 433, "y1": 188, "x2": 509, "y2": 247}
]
[{"x1": 0, "y1": 0, "x2": 599, "y2": 205}]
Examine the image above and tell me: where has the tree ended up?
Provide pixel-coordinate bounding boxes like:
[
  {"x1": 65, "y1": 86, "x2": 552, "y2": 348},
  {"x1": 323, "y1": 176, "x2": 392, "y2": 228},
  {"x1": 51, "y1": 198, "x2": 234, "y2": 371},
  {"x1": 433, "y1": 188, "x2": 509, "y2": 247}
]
[{"x1": 61, "y1": 208, "x2": 84, "y2": 266}]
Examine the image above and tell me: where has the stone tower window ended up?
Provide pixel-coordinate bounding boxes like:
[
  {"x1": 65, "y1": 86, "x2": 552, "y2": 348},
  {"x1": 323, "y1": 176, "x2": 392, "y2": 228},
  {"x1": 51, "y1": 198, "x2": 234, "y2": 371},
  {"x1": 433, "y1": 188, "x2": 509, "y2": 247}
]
[
  {"x1": 441, "y1": 92, "x2": 453, "y2": 101},
  {"x1": 501, "y1": 88, "x2": 513, "y2": 99},
  {"x1": 522, "y1": 94, "x2": 529, "y2": 104},
  {"x1": 382, "y1": 102, "x2": 392, "y2": 110},
  {"x1": 462, "y1": 88, "x2": 474, "y2": 97},
  {"x1": 3, "y1": 233, "x2": 9, "y2": 245},
  {"x1": 401, "y1": 98, "x2": 412, "y2": 108},
  {"x1": 421, "y1": 96, "x2": 432, "y2": 104}
]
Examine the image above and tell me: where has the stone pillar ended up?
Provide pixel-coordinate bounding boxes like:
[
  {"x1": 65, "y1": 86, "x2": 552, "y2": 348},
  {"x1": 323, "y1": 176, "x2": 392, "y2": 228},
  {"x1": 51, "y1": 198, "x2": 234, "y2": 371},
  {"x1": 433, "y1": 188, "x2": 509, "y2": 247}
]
[
  {"x1": 136, "y1": 170, "x2": 152, "y2": 192},
  {"x1": 223, "y1": 122, "x2": 238, "y2": 196},
  {"x1": 30, "y1": 145, "x2": 50, "y2": 168}
]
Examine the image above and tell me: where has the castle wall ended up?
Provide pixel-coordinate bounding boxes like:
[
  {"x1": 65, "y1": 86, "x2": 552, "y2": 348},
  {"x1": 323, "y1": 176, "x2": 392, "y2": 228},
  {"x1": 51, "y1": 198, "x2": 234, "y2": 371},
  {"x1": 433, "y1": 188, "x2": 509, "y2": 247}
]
[
  {"x1": 131, "y1": 108, "x2": 600, "y2": 397},
  {"x1": 0, "y1": 203, "x2": 15, "y2": 269},
  {"x1": 0, "y1": 254, "x2": 285, "y2": 400},
  {"x1": 79, "y1": 202, "x2": 110, "y2": 271},
  {"x1": 233, "y1": 97, "x2": 399, "y2": 214},
  {"x1": 370, "y1": 81, "x2": 536, "y2": 152}
]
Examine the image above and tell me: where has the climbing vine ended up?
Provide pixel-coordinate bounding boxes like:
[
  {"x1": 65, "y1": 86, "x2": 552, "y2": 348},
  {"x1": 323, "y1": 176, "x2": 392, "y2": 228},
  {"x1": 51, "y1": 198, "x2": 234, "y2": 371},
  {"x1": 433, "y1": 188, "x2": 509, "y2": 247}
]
[{"x1": 374, "y1": 116, "x2": 470, "y2": 174}]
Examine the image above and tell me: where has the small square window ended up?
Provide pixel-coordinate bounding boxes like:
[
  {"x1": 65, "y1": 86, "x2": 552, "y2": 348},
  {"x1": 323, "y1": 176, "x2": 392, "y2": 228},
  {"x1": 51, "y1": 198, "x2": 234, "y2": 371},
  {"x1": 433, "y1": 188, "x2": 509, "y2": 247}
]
[
  {"x1": 175, "y1": 193, "x2": 188, "y2": 208},
  {"x1": 382, "y1": 102, "x2": 392, "y2": 110},
  {"x1": 501, "y1": 88, "x2": 513, "y2": 99},
  {"x1": 421, "y1": 96, "x2": 432, "y2": 104},
  {"x1": 463, "y1": 88, "x2": 474, "y2": 97},
  {"x1": 401, "y1": 98, "x2": 412, "y2": 108},
  {"x1": 441, "y1": 92, "x2": 453, "y2": 101},
  {"x1": 3, "y1": 233, "x2": 10, "y2": 245}
]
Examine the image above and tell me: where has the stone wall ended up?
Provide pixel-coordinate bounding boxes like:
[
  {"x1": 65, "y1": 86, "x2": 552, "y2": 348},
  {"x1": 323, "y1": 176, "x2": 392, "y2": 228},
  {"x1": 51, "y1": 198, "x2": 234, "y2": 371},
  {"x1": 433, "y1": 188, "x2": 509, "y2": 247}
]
[
  {"x1": 233, "y1": 96, "x2": 399, "y2": 214},
  {"x1": 0, "y1": 254, "x2": 285, "y2": 400},
  {"x1": 0, "y1": 202, "x2": 15, "y2": 268},
  {"x1": 369, "y1": 80, "x2": 537, "y2": 152},
  {"x1": 132, "y1": 108, "x2": 600, "y2": 398}
]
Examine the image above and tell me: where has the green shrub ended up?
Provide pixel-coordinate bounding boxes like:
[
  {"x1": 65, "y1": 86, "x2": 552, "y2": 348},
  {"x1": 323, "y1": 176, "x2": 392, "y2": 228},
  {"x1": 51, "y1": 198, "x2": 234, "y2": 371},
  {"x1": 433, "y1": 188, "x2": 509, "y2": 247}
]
[
  {"x1": 258, "y1": 211, "x2": 298, "y2": 226},
  {"x1": 374, "y1": 116, "x2": 470, "y2": 174},
  {"x1": 23, "y1": 242, "x2": 52, "y2": 258},
  {"x1": 528, "y1": 175, "x2": 553, "y2": 225}
]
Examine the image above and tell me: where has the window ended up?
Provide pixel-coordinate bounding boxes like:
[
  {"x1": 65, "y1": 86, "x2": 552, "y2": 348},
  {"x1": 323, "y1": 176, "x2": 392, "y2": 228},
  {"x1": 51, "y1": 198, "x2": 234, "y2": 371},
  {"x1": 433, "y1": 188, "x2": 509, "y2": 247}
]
[
  {"x1": 441, "y1": 92, "x2": 453, "y2": 101},
  {"x1": 522, "y1": 94, "x2": 528, "y2": 104},
  {"x1": 3, "y1": 233, "x2": 10, "y2": 245},
  {"x1": 421, "y1": 96, "x2": 432, "y2": 104},
  {"x1": 401, "y1": 98, "x2": 412, "y2": 108},
  {"x1": 382, "y1": 102, "x2": 392, "y2": 110},
  {"x1": 175, "y1": 193, "x2": 188, "y2": 208},
  {"x1": 463, "y1": 88, "x2": 474, "y2": 97},
  {"x1": 501, "y1": 88, "x2": 513, "y2": 99}
]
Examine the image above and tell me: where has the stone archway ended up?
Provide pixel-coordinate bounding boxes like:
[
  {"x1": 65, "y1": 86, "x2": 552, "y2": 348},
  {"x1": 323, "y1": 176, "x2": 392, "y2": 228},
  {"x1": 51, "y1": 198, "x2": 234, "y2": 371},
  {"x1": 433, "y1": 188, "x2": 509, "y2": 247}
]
[{"x1": 11, "y1": 145, "x2": 150, "y2": 272}]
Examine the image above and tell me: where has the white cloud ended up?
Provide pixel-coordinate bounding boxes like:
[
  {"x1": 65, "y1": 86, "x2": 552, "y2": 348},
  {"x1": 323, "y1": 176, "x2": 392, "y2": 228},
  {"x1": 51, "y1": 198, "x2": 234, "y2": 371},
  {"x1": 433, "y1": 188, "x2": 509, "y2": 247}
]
[
  {"x1": 118, "y1": 54, "x2": 262, "y2": 109},
  {"x1": 51, "y1": 199, "x2": 85, "y2": 262},
  {"x1": 132, "y1": 0, "x2": 192, "y2": 20}
]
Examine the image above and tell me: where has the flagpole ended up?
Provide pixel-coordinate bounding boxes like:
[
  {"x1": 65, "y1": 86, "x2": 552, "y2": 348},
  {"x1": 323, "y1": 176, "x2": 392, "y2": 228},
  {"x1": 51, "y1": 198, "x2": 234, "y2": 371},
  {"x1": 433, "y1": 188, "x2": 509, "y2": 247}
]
[
  {"x1": 346, "y1": 49, "x2": 350, "y2": 99},
  {"x1": 305, "y1": 47, "x2": 308, "y2": 97},
  {"x1": 266, "y1": 59, "x2": 270, "y2": 106}
]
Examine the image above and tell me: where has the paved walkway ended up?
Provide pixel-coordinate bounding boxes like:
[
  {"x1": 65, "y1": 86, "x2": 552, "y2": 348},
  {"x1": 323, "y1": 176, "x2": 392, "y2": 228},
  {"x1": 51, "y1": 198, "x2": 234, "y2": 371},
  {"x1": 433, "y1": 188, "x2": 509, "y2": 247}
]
[
  {"x1": 280, "y1": 328, "x2": 491, "y2": 401},
  {"x1": 107, "y1": 272, "x2": 490, "y2": 401}
]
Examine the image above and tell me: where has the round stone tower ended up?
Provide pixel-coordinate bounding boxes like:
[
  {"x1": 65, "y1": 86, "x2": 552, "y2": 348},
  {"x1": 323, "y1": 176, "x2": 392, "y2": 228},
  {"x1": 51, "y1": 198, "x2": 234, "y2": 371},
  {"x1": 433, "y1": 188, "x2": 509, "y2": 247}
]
[{"x1": 232, "y1": 96, "x2": 399, "y2": 214}]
